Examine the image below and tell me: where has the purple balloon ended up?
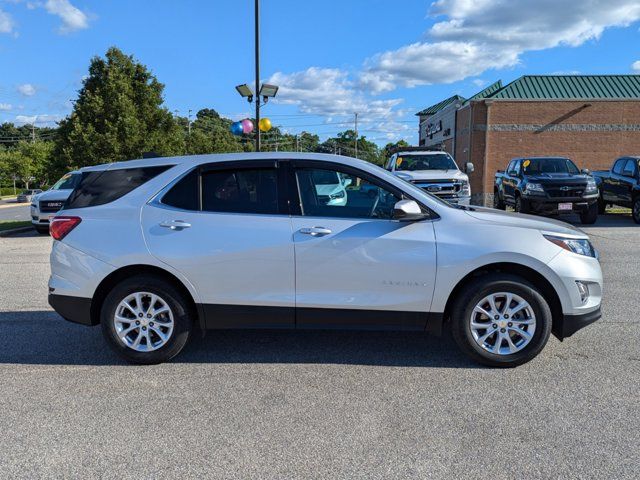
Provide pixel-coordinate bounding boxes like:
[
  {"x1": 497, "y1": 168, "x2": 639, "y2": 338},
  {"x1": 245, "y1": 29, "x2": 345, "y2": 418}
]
[{"x1": 241, "y1": 119, "x2": 254, "y2": 134}]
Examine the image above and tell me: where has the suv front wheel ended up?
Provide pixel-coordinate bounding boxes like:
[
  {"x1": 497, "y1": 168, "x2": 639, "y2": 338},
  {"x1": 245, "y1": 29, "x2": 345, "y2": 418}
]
[
  {"x1": 451, "y1": 273, "x2": 552, "y2": 367},
  {"x1": 101, "y1": 275, "x2": 194, "y2": 364}
]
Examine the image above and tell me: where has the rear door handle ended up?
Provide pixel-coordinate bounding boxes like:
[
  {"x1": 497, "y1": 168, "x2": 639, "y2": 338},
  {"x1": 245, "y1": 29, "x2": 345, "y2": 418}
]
[
  {"x1": 299, "y1": 226, "x2": 332, "y2": 237},
  {"x1": 159, "y1": 220, "x2": 191, "y2": 230}
]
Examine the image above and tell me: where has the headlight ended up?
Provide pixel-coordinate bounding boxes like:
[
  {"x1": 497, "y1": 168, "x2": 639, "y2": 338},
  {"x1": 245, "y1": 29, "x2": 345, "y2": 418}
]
[
  {"x1": 585, "y1": 179, "x2": 598, "y2": 194},
  {"x1": 460, "y1": 180, "x2": 471, "y2": 196},
  {"x1": 544, "y1": 235, "x2": 597, "y2": 257},
  {"x1": 525, "y1": 182, "x2": 545, "y2": 194}
]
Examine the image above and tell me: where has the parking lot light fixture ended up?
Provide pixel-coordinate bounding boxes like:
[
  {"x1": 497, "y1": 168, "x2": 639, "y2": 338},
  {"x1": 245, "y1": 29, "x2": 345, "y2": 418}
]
[
  {"x1": 235, "y1": 84, "x2": 254, "y2": 103},
  {"x1": 259, "y1": 83, "x2": 279, "y2": 102}
]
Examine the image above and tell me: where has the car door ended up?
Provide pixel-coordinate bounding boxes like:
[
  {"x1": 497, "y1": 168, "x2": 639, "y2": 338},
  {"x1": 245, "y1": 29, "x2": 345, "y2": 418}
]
[
  {"x1": 620, "y1": 159, "x2": 638, "y2": 207},
  {"x1": 141, "y1": 160, "x2": 295, "y2": 328},
  {"x1": 504, "y1": 160, "x2": 519, "y2": 203},
  {"x1": 288, "y1": 160, "x2": 437, "y2": 330},
  {"x1": 607, "y1": 158, "x2": 626, "y2": 203}
]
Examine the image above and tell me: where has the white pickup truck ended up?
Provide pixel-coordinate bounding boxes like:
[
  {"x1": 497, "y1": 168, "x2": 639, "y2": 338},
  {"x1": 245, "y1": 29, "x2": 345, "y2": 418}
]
[{"x1": 384, "y1": 148, "x2": 474, "y2": 205}]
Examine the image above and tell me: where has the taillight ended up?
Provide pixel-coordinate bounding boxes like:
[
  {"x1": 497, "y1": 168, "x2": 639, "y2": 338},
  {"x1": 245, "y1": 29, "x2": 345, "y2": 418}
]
[{"x1": 50, "y1": 216, "x2": 82, "y2": 240}]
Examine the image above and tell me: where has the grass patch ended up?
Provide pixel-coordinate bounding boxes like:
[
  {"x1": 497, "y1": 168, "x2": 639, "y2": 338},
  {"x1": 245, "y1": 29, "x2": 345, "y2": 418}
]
[{"x1": 0, "y1": 220, "x2": 32, "y2": 232}]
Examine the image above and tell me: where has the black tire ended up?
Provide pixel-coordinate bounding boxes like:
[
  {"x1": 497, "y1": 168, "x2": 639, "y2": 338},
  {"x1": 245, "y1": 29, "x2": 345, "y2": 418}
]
[
  {"x1": 35, "y1": 225, "x2": 49, "y2": 235},
  {"x1": 100, "y1": 274, "x2": 194, "y2": 364},
  {"x1": 493, "y1": 190, "x2": 506, "y2": 210},
  {"x1": 633, "y1": 197, "x2": 640, "y2": 224},
  {"x1": 597, "y1": 195, "x2": 606, "y2": 215},
  {"x1": 580, "y1": 202, "x2": 598, "y2": 225},
  {"x1": 451, "y1": 273, "x2": 552, "y2": 367},
  {"x1": 514, "y1": 195, "x2": 529, "y2": 214}
]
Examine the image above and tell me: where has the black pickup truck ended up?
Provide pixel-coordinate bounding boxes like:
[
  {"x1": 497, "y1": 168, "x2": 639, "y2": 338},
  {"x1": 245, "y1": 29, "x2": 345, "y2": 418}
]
[
  {"x1": 593, "y1": 156, "x2": 640, "y2": 223},
  {"x1": 494, "y1": 157, "x2": 599, "y2": 224}
]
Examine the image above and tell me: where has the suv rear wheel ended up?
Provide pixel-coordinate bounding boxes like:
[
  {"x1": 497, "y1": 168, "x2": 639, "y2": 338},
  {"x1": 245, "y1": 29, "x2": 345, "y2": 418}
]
[
  {"x1": 633, "y1": 197, "x2": 640, "y2": 224},
  {"x1": 100, "y1": 274, "x2": 193, "y2": 364},
  {"x1": 493, "y1": 190, "x2": 506, "y2": 210},
  {"x1": 451, "y1": 273, "x2": 552, "y2": 367}
]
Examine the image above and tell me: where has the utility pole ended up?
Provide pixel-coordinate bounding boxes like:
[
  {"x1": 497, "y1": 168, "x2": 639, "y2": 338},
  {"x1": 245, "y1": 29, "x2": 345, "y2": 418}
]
[
  {"x1": 354, "y1": 112, "x2": 358, "y2": 159},
  {"x1": 254, "y1": 0, "x2": 261, "y2": 152},
  {"x1": 295, "y1": 134, "x2": 299, "y2": 152},
  {"x1": 188, "y1": 109, "x2": 192, "y2": 135}
]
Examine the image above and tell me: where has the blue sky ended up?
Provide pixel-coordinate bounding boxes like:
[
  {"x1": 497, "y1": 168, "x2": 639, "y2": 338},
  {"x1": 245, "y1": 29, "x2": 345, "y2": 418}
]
[{"x1": 1, "y1": 0, "x2": 640, "y2": 145}]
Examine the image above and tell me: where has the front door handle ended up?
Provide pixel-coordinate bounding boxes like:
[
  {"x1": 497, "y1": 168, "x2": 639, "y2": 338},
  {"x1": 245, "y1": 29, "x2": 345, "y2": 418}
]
[
  {"x1": 299, "y1": 226, "x2": 332, "y2": 237},
  {"x1": 160, "y1": 220, "x2": 191, "y2": 230}
]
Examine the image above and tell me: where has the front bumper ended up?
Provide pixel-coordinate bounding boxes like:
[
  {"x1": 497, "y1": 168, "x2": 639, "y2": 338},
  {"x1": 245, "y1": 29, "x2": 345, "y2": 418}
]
[
  {"x1": 553, "y1": 307, "x2": 601, "y2": 340},
  {"x1": 523, "y1": 195, "x2": 598, "y2": 214}
]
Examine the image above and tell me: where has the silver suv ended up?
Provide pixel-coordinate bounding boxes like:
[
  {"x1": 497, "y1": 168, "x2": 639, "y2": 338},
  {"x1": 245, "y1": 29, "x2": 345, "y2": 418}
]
[{"x1": 48, "y1": 153, "x2": 602, "y2": 366}]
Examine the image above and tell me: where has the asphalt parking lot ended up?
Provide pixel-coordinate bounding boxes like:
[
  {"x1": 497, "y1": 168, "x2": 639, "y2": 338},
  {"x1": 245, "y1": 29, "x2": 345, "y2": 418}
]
[{"x1": 0, "y1": 214, "x2": 638, "y2": 479}]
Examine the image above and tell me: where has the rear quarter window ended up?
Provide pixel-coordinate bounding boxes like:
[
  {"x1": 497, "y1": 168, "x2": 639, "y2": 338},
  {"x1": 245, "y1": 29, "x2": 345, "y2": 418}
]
[{"x1": 65, "y1": 165, "x2": 172, "y2": 209}]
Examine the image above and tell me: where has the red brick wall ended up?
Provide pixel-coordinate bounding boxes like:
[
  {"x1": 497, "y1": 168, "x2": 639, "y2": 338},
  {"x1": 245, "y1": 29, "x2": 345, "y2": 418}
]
[{"x1": 478, "y1": 100, "x2": 640, "y2": 198}]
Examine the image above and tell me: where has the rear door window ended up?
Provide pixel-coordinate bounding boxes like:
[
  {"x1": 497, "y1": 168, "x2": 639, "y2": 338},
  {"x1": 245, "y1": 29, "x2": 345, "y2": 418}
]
[
  {"x1": 162, "y1": 169, "x2": 199, "y2": 211},
  {"x1": 65, "y1": 165, "x2": 172, "y2": 209},
  {"x1": 612, "y1": 159, "x2": 626, "y2": 175},
  {"x1": 201, "y1": 168, "x2": 278, "y2": 214}
]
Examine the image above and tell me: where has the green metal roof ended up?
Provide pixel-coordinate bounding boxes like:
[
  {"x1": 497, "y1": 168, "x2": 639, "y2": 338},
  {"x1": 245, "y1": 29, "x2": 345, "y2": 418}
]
[
  {"x1": 488, "y1": 75, "x2": 640, "y2": 99},
  {"x1": 463, "y1": 80, "x2": 503, "y2": 105},
  {"x1": 415, "y1": 94, "x2": 464, "y2": 116}
]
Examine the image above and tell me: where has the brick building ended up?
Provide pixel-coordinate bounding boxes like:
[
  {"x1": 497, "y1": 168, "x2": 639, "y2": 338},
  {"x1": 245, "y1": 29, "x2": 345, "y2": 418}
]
[{"x1": 417, "y1": 75, "x2": 640, "y2": 205}]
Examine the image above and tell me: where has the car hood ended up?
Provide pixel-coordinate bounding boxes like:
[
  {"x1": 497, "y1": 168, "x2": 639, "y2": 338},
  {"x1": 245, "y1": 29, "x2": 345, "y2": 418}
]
[
  {"x1": 526, "y1": 173, "x2": 590, "y2": 182},
  {"x1": 394, "y1": 170, "x2": 468, "y2": 182},
  {"x1": 463, "y1": 206, "x2": 587, "y2": 238},
  {"x1": 33, "y1": 189, "x2": 73, "y2": 203}
]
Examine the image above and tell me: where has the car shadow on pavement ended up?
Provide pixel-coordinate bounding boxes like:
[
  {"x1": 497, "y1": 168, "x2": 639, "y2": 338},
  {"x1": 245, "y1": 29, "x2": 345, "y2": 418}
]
[{"x1": 0, "y1": 311, "x2": 478, "y2": 368}]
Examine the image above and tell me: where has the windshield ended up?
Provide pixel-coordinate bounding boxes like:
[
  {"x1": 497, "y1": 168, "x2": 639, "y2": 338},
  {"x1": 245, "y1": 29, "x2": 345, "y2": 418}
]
[
  {"x1": 395, "y1": 153, "x2": 457, "y2": 171},
  {"x1": 522, "y1": 158, "x2": 580, "y2": 175},
  {"x1": 50, "y1": 173, "x2": 81, "y2": 190}
]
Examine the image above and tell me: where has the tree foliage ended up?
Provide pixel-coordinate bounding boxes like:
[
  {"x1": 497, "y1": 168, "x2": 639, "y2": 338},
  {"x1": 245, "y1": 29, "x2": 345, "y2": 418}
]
[{"x1": 53, "y1": 47, "x2": 184, "y2": 174}]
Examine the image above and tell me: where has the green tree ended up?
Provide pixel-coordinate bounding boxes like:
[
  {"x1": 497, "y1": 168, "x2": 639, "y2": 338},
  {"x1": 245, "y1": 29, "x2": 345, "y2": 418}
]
[
  {"x1": 53, "y1": 47, "x2": 185, "y2": 174},
  {"x1": 316, "y1": 130, "x2": 381, "y2": 164},
  {"x1": 381, "y1": 140, "x2": 409, "y2": 163},
  {"x1": 182, "y1": 108, "x2": 249, "y2": 154},
  {"x1": 18, "y1": 141, "x2": 55, "y2": 186}
]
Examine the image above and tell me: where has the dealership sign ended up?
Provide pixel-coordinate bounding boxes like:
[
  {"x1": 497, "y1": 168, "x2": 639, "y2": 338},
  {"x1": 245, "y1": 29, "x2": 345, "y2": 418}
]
[{"x1": 426, "y1": 120, "x2": 443, "y2": 137}]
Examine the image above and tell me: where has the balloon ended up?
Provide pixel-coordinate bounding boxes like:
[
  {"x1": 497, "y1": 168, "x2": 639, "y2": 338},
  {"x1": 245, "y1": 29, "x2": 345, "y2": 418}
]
[
  {"x1": 241, "y1": 119, "x2": 254, "y2": 134},
  {"x1": 258, "y1": 118, "x2": 272, "y2": 132},
  {"x1": 230, "y1": 121, "x2": 244, "y2": 136}
]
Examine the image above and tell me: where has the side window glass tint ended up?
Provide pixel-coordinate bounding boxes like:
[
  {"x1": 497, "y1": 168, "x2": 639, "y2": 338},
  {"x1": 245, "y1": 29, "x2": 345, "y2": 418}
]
[
  {"x1": 296, "y1": 168, "x2": 400, "y2": 219},
  {"x1": 202, "y1": 168, "x2": 278, "y2": 214},
  {"x1": 613, "y1": 159, "x2": 625, "y2": 175},
  {"x1": 623, "y1": 159, "x2": 636, "y2": 176},
  {"x1": 162, "y1": 169, "x2": 199, "y2": 210},
  {"x1": 65, "y1": 165, "x2": 171, "y2": 209}
]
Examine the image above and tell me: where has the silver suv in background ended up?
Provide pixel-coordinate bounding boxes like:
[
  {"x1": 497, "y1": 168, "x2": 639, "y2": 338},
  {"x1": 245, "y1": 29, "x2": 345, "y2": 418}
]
[
  {"x1": 385, "y1": 147, "x2": 474, "y2": 205},
  {"x1": 31, "y1": 171, "x2": 81, "y2": 234},
  {"x1": 47, "y1": 153, "x2": 602, "y2": 367}
]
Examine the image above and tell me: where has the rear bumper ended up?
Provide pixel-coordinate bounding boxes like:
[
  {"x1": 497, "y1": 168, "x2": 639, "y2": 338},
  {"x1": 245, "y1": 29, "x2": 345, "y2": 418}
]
[
  {"x1": 48, "y1": 293, "x2": 96, "y2": 326},
  {"x1": 553, "y1": 307, "x2": 601, "y2": 340}
]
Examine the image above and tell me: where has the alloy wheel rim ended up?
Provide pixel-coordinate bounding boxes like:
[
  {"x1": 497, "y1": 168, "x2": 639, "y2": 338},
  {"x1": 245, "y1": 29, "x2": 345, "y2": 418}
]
[
  {"x1": 469, "y1": 292, "x2": 536, "y2": 355},
  {"x1": 114, "y1": 292, "x2": 174, "y2": 352}
]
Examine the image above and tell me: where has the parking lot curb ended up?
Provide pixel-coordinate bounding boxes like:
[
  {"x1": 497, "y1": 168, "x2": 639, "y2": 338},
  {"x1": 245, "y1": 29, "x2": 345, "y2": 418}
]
[{"x1": 0, "y1": 225, "x2": 35, "y2": 237}]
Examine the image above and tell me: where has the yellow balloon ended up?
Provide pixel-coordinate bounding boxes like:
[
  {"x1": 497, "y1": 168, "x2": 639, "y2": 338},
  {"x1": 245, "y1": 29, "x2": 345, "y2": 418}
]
[{"x1": 259, "y1": 118, "x2": 272, "y2": 132}]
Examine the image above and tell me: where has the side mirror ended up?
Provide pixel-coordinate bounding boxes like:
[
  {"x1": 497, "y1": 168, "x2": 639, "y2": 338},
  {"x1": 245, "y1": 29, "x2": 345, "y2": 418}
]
[
  {"x1": 465, "y1": 162, "x2": 475, "y2": 174},
  {"x1": 393, "y1": 200, "x2": 428, "y2": 221},
  {"x1": 581, "y1": 168, "x2": 591, "y2": 175}
]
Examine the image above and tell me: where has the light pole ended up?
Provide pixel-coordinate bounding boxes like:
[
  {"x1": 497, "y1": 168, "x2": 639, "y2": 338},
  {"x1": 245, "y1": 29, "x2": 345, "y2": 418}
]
[{"x1": 235, "y1": 0, "x2": 278, "y2": 152}]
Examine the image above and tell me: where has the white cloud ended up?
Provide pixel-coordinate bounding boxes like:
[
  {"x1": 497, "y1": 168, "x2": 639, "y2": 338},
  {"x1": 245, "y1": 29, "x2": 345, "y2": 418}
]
[
  {"x1": 14, "y1": 113, "x2": 62, "y2": 125},
  {"x1": 0, "y1": 103, "x2": 12, "y2": 111},
  {"x1": 0, "y1": 8, "x2": 15, "y2": 34},
  {"x1": 268, "y1": 67, "x2": 403, "y2": 119},
  {"x1": 361, "y1": 0, "x2": 640, "y2": 93},
  {"x1": 632, "y1": 60, "x2": 640, "y2": 72},
  {"x1": 44, "y1": 0, "x2": 89, "y2": 33},
  {"x1": 472, "y1": 79, "x2": 487, "y2": 88},
  {"x1": 17, "y1": 83, "x2": 36, "y2": 96}
]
